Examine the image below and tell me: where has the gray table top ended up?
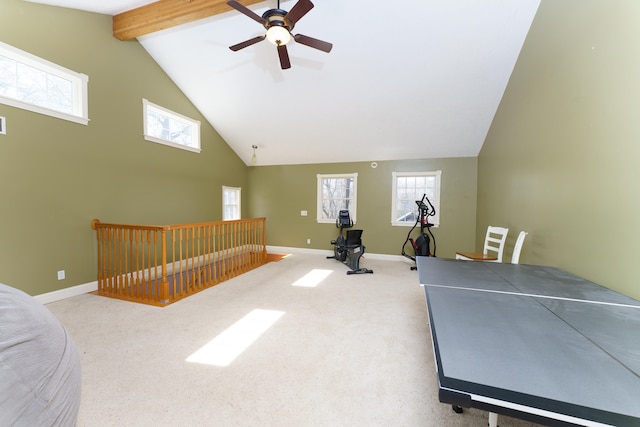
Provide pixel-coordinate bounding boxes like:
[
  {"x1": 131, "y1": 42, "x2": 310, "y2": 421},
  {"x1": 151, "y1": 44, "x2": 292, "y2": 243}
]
[{"x1": 417, "y1": 257, "x2": 640, "y2": 427}]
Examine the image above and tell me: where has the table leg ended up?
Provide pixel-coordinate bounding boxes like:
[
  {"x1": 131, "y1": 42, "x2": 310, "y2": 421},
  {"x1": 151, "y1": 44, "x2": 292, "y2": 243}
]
[{"x1": 488, "y1": 411, "x2": 499, "y2": 427}]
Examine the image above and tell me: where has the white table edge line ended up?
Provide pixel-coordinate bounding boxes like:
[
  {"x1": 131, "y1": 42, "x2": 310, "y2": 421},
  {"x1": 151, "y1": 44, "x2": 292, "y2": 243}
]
[
  {"x1": 422, "y1": 283, "x2": 640, "y2": 309},
  {"x1": 439, "y1": 386, "x2": 617, "y2": 427}
]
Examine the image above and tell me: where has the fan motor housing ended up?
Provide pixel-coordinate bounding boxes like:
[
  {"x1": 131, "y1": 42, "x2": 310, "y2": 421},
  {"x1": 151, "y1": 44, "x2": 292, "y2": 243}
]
[{"x1": 262, "y1": 9, "x2": 294, "y2": 31}]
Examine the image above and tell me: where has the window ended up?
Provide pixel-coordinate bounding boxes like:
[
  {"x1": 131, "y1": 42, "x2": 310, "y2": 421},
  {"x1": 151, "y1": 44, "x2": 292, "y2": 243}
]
[
  {"x1": 0, "y1": 41, "x2": 89, "y2": 125},
  {"x1": 143, "y1": 99, "x2": 201, "y2": 153},
  {"x1": 317, "y1": 173, "x2": 358, "y2": 223},
  {"x1": 222, "y1": 186, "x2": 241, "y2": 220},
  {"x1": 392, "y1": 171, "x2": 441, "y2": 226}
]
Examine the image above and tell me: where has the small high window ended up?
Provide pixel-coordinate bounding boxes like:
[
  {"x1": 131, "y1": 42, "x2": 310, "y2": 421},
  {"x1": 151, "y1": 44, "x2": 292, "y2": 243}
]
[
  {"x1": 0, "y1": 41, "x2": 89, "y2": 125},
  {"x1": 143, "y1": 99, "x2": 201, "y2": 153}
]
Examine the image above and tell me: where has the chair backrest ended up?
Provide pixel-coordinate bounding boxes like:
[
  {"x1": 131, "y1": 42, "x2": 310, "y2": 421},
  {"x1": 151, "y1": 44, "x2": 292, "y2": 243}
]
[
  {"x1": 511, "y1": 231, "x2": 528, "y2": 264},
  {"x1": 345, "y1": 229, "x2": 363, "y2": 248},
  {"x1": 483, "y1": 226, "x2": 509, "y2": 262}
]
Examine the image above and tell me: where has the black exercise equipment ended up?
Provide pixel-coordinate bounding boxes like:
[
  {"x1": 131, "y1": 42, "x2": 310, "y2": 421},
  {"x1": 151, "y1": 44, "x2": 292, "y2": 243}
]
[
  {"x1": 327, "y1": 210, "x2": 373, "y2": 275},
  {"x1": 402, "y1": 194, "x2": 437, "y2": 270}
]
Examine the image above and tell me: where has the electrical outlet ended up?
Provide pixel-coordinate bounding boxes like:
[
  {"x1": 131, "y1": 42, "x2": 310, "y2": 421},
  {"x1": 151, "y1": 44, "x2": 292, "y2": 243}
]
[
  {"x1": 57, "y1": 270, "x2": 65, "y2": 280},
  {"x1": 301, "y1": 210, "x2": 308, "y2": 216},
  {"x1": 306, "y1": 238, "x2": 311, "y2": 244}
]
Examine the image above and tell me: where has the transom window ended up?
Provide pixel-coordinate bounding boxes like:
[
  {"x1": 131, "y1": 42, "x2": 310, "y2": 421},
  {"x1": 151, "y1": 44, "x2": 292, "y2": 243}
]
[
  {"x1": 392, "y1": 171, "x2": 441, "y2": 226},
  {"x1": 143, "y1": 99, "x2": 201, "y2": 153},
  {"x1": 317, "y1": 173, "x2": 358, "y2": 223},
  {"x1": 222, "y1": 186, "x2": 241, "y2": 220},
  {"x1": 0, "y1": 41, "x2": 89, "y2": 125}
]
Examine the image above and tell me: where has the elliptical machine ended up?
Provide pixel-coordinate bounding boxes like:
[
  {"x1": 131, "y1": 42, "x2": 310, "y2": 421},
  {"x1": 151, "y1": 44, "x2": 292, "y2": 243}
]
[
  {"x1": 327, "y1": 210, "x2": 374, "y2": 275},
  {"x1": 401, "y1": 194, "x2": 437, "y2": 270}
]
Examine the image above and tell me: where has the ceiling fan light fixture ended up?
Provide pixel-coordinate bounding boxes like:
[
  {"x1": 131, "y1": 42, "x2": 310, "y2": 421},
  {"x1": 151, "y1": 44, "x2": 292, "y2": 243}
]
[
  {"x1": 266, "y1": 25, "x2": 291, "y2": 46},
  {"x1": 227, "y1": 0, "x2": 332, "y2": 69}
]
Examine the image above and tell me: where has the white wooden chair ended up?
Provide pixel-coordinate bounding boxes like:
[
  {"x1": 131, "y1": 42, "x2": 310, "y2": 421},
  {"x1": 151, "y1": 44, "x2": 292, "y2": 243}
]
[
  {"x1": 511, "y1": 231, "x2": 528, "y2": 264},
  {"x1": 456, "y1": 226, "x2": 509, "y2": 263}
]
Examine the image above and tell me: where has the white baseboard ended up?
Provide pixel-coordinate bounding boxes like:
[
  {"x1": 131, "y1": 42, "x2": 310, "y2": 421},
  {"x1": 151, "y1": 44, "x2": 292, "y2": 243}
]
[
  {"x1": 267, "y1": 245, "x2": 410, "y2": 262},
  {"x1": 35, "y1": 249, "x2": 410, "y2": 305},
  {"x1": 36, "y1": 281, "x2": 98, "y2": 305}
]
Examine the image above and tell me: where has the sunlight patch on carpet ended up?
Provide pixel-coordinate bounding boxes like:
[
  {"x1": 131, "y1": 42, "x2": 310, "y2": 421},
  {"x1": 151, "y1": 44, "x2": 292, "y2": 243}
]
[
  {"x1": 186, "y1": 309, "x2": 285, "y2": 367},
  {"x1": 267, "y1": 253, "x2": 290, "y2": 262},
  {"x1": 291, "y1": 269, "x2": 333, "y2": 288}
]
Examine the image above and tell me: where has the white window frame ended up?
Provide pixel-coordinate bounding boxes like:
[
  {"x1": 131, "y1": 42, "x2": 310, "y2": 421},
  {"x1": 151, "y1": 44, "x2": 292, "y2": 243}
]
[
  {"x1": 391, "y1": 171, "x2": 441, "y2": 227},
  {"x1": 0, "y1": 41, "x2": 89, "y2": 125},
  {"x1": 316, "y1": 173, "x2": 358, "y2": 224},
  {"x1": 143, "y1": 98, "x2": 201, "y2": 153},
  {"x1": 222, "y1": 186, "x2": 241, "y2": 220}
]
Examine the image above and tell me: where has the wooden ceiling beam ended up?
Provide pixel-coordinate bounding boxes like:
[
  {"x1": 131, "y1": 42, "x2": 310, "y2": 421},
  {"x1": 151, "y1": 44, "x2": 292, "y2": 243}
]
[{"x1": 113, "y1": 0, "x2": 264, "y2": 41}]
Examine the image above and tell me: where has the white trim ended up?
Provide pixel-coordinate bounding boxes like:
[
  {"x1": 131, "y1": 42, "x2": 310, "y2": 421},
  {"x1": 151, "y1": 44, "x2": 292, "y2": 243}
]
[
  {"x1": 0, "y1": 95, "x2": 90, "y2": 125},
  {"x1": 35, "y1": 281, "x2": 98, "y2": 305},
  {"x1": 316, "y1": 172, "x2": 358, "y2": 224},
  {"x1": 0, "y1": 41, "x2": 89, "y2": 125},
  {"x1": 391, "y1": 170, "x2": 441, "y2": 227},
  {"x1": 426, "y1": 284, "x2": 640, "y2": 309},
  {"x1": 32, "y1": 248, "x2": 410, "y2": 305},
  {"x1": 266, "y1": 245, "x2": 412, "y2": 262},
  {"x1": 143, "y1": 134, "x2": 201, "y2": 153},
  {"x1": 142, "y1": 98, "x2": 201, "y2": 153},
  {"x1": 222, "y1": 185, "x2": 242, "y2": 220},
  {"x1": 467, "y1": 392, "x2": 615, "y2": 427}
]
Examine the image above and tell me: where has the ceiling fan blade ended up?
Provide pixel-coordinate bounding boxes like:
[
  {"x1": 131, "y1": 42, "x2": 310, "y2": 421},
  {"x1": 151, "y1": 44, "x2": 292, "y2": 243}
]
[
  {"x1": 229, "y1": 35, "x2": 266, "y2": 51},
  {"x1": 227, "y1": 0, "x2": 267, "y2": 25},
  {"x1": 285, "y1": 0, "x2": 314, "y2": 25},
  {"x1": 293, "y1": 34, "x2": 333, "y2": 53},
  {"x1": 277, "y1": 45, "x2": 291, "y2": 69}
]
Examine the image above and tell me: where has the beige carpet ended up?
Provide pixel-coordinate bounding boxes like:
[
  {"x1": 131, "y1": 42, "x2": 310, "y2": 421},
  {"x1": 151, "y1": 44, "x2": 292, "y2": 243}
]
[{"x1": 46, "y1": 253, "x2": 541, "y2": 427}]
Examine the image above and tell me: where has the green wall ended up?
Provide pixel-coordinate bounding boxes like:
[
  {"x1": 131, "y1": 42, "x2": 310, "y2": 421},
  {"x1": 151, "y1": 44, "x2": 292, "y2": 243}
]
[
  {"x1": 478, "y1": 0, "x2": 640, "y2": 299},
  {"x1": 0, "y1": 0, "x2": 247, "y2": 295},
  {"x1": 248, "y1": 158, "x2": 477, "y2": 259},
  {"x1": 0, "y1": 1, "x2": 481, "y2": 297}
]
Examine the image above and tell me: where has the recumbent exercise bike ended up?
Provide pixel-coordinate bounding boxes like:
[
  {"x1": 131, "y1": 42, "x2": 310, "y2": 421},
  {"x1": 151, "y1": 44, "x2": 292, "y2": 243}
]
[{"x1": 327, "y1": 210, "x2": 373, "y2": 275}]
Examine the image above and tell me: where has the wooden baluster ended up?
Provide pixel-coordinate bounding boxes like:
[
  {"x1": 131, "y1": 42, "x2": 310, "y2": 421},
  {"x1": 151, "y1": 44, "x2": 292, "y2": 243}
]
[
  {"x1": 220, "y1": 222, "x2": 225, "y2": 281},
  {"x1": 203, "y1": 225, "x2": 210, "y2": 287},
  {"x1": 132, "y1": 229, "x2": 138, "y2": 300},
  {"x1": 170, "y1": 229, "x2": 176, "y2": 299},
  {"x1": 92, "y1": 218, "x2": 267, "y2": 306},
  {"x1": 232, "y1": 221, "x2": 237, "y2": 276},
  {"x1": 215, "y1": 222, "x2": 220, "y2": 283},
  {"x1": 190, "y1": 226, "x2": 196, "y2": 292},
  {"x1": 121, "y1": 227, "x2": 127, "y2": 296},
  {"x1": 97, "y1": 226, "x2": 103, "y2": 294},
  {"x1": 108, "y1": 227, "x2": 114, "y2": 295},
  {"x1": 230, "y1": 222, "x2": 233, "y2": 275},
  {"x1": 105, "y1": 226, "x2": 111, "y2": 296},
  {"x1": 196, "y1": 225, "x2": 202, "y2": 290},
  {"x1": 145, "y1": 229, "x2": 150, "y2": 301},
  {"x1": 243, "y1": 221, "x2": 249, "y2": 271},
  {"x1": 160, "y1": 229, "x2": 168, "y2": 304},
  {"x1": 178, "y1": 227, "x2": 183, "y2": 296}
]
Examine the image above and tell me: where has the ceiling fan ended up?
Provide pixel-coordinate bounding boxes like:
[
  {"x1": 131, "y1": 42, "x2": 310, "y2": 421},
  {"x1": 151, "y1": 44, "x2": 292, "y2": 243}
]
[{"x1": 227, "y1": 0, "x2": 333, "y2": 69}]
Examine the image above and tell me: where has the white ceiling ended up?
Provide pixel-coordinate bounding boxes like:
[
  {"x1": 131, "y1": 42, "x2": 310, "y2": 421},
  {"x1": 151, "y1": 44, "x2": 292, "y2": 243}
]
[{"x1": 26, "y1": 0, "x2": 540, "y2": 166}]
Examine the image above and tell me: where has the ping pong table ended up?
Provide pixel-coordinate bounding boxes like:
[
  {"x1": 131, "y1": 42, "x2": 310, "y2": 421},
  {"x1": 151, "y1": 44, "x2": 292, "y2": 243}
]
[{"x1": 417, "y1": 256, "x2": 640, "y2": 427}]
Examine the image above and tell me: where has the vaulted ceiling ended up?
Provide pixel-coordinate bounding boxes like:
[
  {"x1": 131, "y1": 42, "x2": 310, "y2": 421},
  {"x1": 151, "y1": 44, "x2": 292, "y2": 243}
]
[{"x1": 26, "y1": 0, "x2": 540, "y2": 166}]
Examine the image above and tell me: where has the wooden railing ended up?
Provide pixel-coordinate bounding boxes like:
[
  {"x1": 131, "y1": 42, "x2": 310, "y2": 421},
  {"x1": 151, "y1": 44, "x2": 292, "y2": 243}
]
[{"x1": 91, "y1": 218, "x2": 267, "y2": 306}]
